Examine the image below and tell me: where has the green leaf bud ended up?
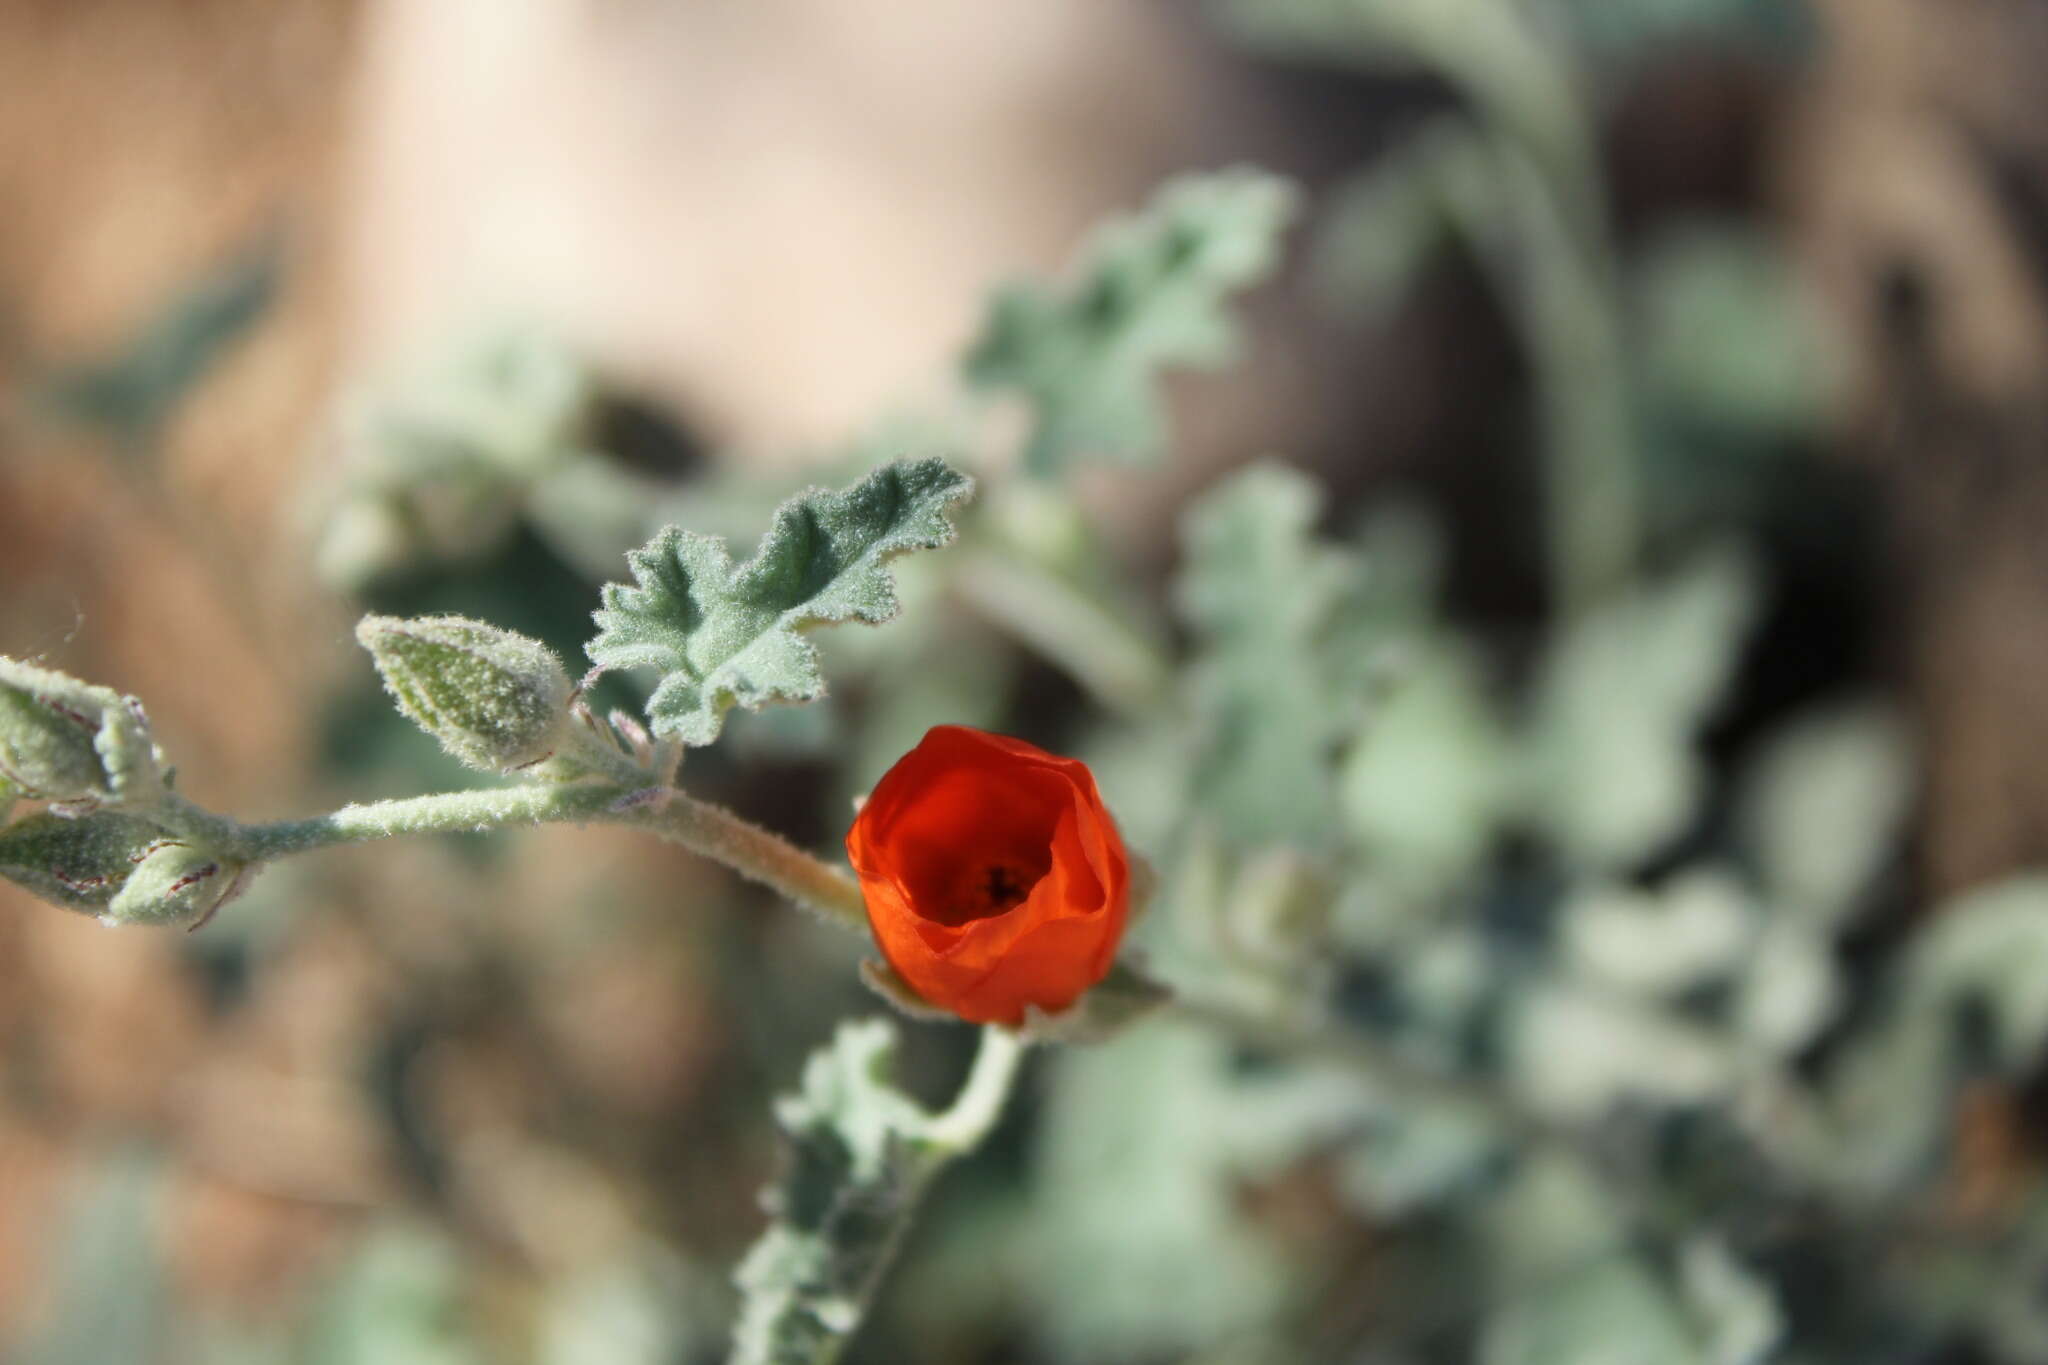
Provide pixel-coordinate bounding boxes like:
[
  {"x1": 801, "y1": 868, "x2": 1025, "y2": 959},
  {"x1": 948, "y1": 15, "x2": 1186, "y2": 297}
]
[
  {"x1": 0, "y1": 811, "x2": 168, "y2": 915},
  {"x1": 107, "y1": 837, "x2": 246, "y2": 928},
  {"x1": 0, "y1": 657, "x2": 166, "y2": 809},
  {"x1": 357, "y1": 614, "x2": 578, "y2": 775}
]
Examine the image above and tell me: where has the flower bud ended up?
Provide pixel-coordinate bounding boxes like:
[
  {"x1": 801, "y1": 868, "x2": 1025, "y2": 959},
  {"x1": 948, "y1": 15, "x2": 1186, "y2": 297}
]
[
  {"x1": 0, "y1": 811, "x2": 166, "y2": 914},
  {"x1": 107, "y1": 837, "x2": 245, "y2": 928},
  {"x1": 357, "y1": 615, "x2": 577, "y2": 775},
  {"x1": 0, "y1": 657, "x2": 166, "y2": 809}
]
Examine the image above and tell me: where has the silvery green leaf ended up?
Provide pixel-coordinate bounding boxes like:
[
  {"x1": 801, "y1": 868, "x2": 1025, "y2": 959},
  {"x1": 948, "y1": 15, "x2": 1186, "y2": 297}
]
[
  {"x1": 1635, "y1": 223, "x2": 1829, "y2": 437},
  {"x1": 1176, "y1": 462, "x2": 1365, "y2": 848},
  {"x1": 1737, "y1": 702, "x2": 1913, "y2": 930},
  {"x1": 317, "y1": 327, "x2": 596, "y2": 589},
  {"x1": 1825, "y1": 877, "x2": 2048, "y2": 1195},
  {"x1": 1523, "y1": 547, "x2": 1756, "y2": 870},
  {"x1": 1478, "y1": 1151, "x2": 1631, "y2": 1283},
  {"x1": 1021, "y1": 1018, "x2": 1365, "y2": 1360},
  {"x1": 301, "y1": 1226, "x2": 481, "y2": 1365},
  {"x1": 1904, "y1": 876, "x2": 2048, "y2": 1072},
  {"x1": 730, "y1": 1019, "x2": 978, "y2": 1365},
  {"x1": 1732, "y1": 923, "x2": 1840, "y2": 1057},
  {"x1": 1509, "y1": 983, "x2": 1732, "y2": 1121},
  {"x1": 589, "y1": 459, "x2": 973, "y2": 746},
  {"x1": 1336, "y1": 1101, "x2": 1502, "y2": 1218},
  {"x1": 1340, "y1": 637, "x2": 1513, "y2": 894},
  {"x1": 1561, "y1": 867, "x2": 1755, "y2": 998},
  {"x1": 21, "y1": 1153, "x2": 166, "y2": 1365},
  {"x1": 965, "y1": 168, "x2": 1296, "y2": 477},
  {"x1": 1678, "y1": 1238, "x2": 1783, "y2": 1365},
  {"x1": 1480, "y1": 1256, "x2": 1701, "y2": 1365},
  {"x1": 539, "y1": 1247, "x2": 713, "y2": 1365}
]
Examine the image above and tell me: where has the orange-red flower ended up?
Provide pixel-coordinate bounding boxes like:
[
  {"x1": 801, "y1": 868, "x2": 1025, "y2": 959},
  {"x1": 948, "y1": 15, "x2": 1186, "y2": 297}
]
[{"x1": 845, "y1": 725, "x2": 1131, "y2": 1026}]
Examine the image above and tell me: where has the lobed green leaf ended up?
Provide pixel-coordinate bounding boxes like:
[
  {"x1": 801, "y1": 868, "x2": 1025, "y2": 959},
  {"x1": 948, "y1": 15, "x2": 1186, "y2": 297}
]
[{"x1": 588, "y1": 458, "x2": 973, "y2": 746}]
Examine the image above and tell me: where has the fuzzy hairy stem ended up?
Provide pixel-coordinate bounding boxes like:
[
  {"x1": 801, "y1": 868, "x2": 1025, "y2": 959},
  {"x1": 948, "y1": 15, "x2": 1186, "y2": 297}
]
[{"x1": 170, "y1": 780, "x2": 869, "y2": 934}]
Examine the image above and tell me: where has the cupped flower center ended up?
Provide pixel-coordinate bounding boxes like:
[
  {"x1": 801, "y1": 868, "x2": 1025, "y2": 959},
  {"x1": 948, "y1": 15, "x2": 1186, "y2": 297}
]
[{"x1": 883, "y1": 764, "x2": 1069, "y2": 927}]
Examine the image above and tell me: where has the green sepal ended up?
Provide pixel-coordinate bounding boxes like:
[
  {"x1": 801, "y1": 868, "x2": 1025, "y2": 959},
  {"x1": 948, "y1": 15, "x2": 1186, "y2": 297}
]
[
  {"x1": 964, "y1": 167, "x2": 1296, "y2": 477},
  {"x1": 0, "y1": 811, "x2": 169, "y2": 915},
  {"x1": 1017, "y1": 961, "x2": 1173, "y2": 1045},
  {"x1": 357, "y1": 615, "x2": 581, "y2": 776},
  {"x1": 857, "y1": 960, "x2": 962, "y2": 1025},
  {"x1": 107, "y1": 838, "x2": 246, "y2": 928},
  {"x1": 588, "y1": 458, "x2": 973, "y2": 747},
  {"x1": 0, "y1": 657, "x2": 166, "y2": 809}
]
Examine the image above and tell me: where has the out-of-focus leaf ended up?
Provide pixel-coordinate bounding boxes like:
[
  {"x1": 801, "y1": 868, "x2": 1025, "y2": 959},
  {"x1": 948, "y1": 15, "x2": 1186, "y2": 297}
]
[
  {"x1": 1738, "y1": 702, "x2": 1913, "y2": 930},
  {"x1": 1509, "y1": 983, "x2": 1731, "y2": 1121},
  {"x1": 1177, "y1": 462, "x2": 1365, "y2": 847},
  {"x1": 1337, "y1": 1100, "x2": 1502, "y2": 1218},
  {"x1": 1732, "y1": 922, "x2": 1840, "y2": 1057},
  {"x1": 1523, "y1": 547, "x2": 1756, "y2": 870},
  {"x1": 538, "y1": 1249, "x2": 714, "y2": 1365},
  {"x1": 964, "y1": 168, "x2": 1295, "y2": 477},
  {"x1": 1561, "y1": 868, "x2": 1755, "y2": 998},
  {"x1": 1636, "y1": 224, "x2": 1832, "y2": 439},
  {"x1": 1905, "y1": 878, "x2": 2048, "y2": 1072},
  {"x1": 316, "y1": 328, "x2": 598, "y2": 589},
  {"x1": 1341, "y1": 638, "x2": 1513, "y2": 894},
  {"x1": 23, "y1": 1152, "x2": 166, "y2": 1365},
  {"x1": 1022, "y1": 1018, "x2": 1365, "y2": 1361},
  {"x1": 301, "y1": 1226, "x2": 480, "y2": 1365},
  {"x1": 1828, "y1": 878, "x2": 2048, "y2": 1195},
  {"x1": 1678, "y1": 1238, "x2": 1784, "y2": 1365},
  {"x1": 588, "y1": 459, "x2": 972, "y2": 746},
  {"x1": 41, "y1": 239, "x2": 277, "y2": 443},
  {"x1": 1481, "y1": 1256, "x2": 1699, "y2": 1365}
]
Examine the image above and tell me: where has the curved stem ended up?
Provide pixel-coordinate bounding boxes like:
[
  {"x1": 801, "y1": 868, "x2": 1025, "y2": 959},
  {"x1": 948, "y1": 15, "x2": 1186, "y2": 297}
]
[
  {"x1": 608, "y1": 790, "x2": 870, "y2": 933},
  {"x1": 928, "y1": 1026, "x2": 1030, "y2": 1151}
]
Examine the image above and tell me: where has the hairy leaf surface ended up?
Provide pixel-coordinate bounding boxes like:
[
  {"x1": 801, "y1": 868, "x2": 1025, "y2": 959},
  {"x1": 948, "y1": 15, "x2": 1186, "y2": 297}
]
[{"x1": 588, "y1": 459, "x2": 972, "y2": 745}]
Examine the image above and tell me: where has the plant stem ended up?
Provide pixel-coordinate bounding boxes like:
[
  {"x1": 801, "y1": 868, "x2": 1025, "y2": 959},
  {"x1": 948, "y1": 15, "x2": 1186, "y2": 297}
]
[
  {"x1": 607, "y1": 791, "x2": 869, "y2": 933},
  {"x1": 928, "y1": 1026, "x2": 1030, "y2": 1151},
  {"x1": 167, "y1": 780, "x2": 871, "y2": 935}
]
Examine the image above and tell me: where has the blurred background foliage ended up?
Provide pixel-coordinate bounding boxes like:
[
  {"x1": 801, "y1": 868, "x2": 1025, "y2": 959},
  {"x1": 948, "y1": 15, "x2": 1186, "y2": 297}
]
[{"x1": 6, "y1": 0, "x2": 2048, "y2": 1361}]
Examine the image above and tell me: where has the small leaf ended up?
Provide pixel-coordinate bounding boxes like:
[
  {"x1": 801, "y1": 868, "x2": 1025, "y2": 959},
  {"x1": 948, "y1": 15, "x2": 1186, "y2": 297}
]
[
  {"x1": 590, "y1": 459, "x2": 973, "y2": 746},
  {"x1": 1522, "y1": 547, "x2": 1756, "y2": 870},
  {"x1": 1175, "y1": 462, "x2": 1364, "y2": 847},
  {"x1": 1561, "y1": 868, "x2": 1755, "y2": 999},
  {"x1": 1737, "y1": 701, "x2": 1912, "y2": 930},
  {"x1": 965, "y1": 168, "x2": 1296, "y2": 477}
]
